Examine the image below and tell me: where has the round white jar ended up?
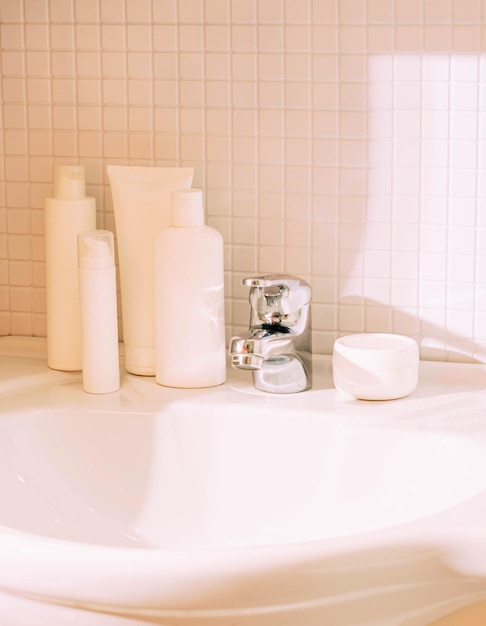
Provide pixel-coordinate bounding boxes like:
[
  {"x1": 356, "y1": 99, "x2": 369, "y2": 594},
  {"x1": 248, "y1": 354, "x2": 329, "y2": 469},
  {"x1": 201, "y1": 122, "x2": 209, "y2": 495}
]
[{"x1": 332, "y1": 333, "x2": 419, "y2": 401}]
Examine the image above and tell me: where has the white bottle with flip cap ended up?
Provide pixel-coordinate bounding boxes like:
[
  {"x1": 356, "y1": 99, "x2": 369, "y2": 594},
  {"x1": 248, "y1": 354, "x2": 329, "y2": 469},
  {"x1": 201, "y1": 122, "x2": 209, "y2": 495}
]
[
  {"x1": 77, "y1": 230, "x2": 119, "y2": 394},
  {"x1": 154, "y1": 189, "x2": 226, "y2": 388},
  {"x1": 44, "y1": 165, "x2": 96, "y2": 370}
]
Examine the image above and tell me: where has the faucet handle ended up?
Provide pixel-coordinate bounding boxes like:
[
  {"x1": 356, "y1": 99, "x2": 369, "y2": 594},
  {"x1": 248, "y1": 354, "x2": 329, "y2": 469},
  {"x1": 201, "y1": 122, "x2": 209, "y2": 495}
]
[
  {"x1": 242, "y1": 274, "x2": 311, "y2": 327},
  {"x1": 242, "y1": 274, "x2": 311, "y2": 303}
]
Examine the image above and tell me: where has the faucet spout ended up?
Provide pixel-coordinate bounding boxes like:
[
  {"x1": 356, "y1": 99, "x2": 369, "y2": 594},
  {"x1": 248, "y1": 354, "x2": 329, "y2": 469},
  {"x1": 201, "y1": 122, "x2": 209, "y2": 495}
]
[
  {"x1": 229, "y1": 274, "x2": 312, "y2": 393},
  {"x1": 231, "y1": 351, "x2": 263, "y2": 370},
  {"x1": 229, "y1": 327, "x2": 293, "y2": 370},
  {"x1": 230, "y1": 335, "x2": 264, "y2": 370}
]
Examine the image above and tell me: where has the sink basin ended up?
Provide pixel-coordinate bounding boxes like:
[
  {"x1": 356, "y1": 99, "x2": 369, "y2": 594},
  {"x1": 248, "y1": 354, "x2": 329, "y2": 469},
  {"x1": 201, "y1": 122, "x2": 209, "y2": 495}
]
[
  {"x1": 1, "y1": 404, "x2": 486, "y2": 549},
  {"x1": 2, "y1": 337, "x2": 486, "y2": 626}
]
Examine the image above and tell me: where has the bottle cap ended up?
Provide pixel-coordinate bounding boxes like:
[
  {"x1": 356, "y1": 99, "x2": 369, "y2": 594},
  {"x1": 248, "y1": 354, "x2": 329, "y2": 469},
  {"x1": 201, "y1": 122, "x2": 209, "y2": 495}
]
[
  {"x1": 78, "y1": 230, "x2": 115, "y2": 270},
  {"x1": 54, "y1": 165, "x2": 87, "y2": 200},
  {"x1": 171, "y1": 189, "x2": 204, "y2": 227}
]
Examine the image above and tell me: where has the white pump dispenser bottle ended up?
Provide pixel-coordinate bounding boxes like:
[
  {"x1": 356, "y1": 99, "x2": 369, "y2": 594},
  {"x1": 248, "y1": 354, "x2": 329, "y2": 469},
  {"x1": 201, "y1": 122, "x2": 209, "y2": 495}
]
[
  {"x1": 78, "y1": 230, "x2": 119, "y2": 394},
  {"x1": 44, "y1": 165, "x2": 96, "y2": 371},
  {"x1": 154, "y1": 189, "x2": 226, "y2": 388}
]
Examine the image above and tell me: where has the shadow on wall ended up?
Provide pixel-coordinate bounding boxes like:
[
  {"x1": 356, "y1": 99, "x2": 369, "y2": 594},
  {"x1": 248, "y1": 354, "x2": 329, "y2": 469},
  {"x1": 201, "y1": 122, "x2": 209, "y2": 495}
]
[
  {"x1": 339, "y1": 296, "x2": 486, "y2": 364},
  {"x1": 337, "y1": 54, "x2": 486, "y2": 364}
]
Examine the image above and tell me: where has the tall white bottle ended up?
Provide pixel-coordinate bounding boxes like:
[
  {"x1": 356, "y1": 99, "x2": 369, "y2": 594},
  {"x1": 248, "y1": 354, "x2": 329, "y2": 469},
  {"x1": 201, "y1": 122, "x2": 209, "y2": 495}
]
[
  {"x1": 45, "y1": 165, "x2": 96, "y2": 371},
  {"x1": 155, "y1": 189, "x2": 226, "y2": 388},
  {"x1": 78, "y1": 230, "x2": 120, "y2": 394}
]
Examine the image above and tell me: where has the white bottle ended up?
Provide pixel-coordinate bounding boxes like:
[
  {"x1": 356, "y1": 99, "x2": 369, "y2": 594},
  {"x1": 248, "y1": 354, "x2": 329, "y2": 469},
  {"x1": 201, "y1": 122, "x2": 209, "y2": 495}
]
[
  {"x1": 45, "y1": 165, "x2": 96, "y2": 370},
  {"x1": 155, "y1": 189, "x2": 226, "y2": 388},
  {"x1": 77, "y1": 230, "x2": 120, "y2": 394}
]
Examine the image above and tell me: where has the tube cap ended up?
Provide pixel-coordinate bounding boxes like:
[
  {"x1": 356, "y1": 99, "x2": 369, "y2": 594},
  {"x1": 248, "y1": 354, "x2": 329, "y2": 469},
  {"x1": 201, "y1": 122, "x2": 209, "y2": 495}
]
[
  {"x1": 78, "y1": 230, "x2": 115, "y2": 270},
  {"x1": 171, "y1": 189, "x2": 204, "y2": 227},
  {"x1": 54, "y1": 165, "x2": 87, "y2": 200}
]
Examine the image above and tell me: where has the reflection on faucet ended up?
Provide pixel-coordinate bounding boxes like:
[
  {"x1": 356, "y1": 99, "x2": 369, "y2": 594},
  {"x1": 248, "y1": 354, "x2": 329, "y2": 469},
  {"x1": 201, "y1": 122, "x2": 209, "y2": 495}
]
[{"x1": 229, "y1": 274, "x2": 312, "y2": 393}]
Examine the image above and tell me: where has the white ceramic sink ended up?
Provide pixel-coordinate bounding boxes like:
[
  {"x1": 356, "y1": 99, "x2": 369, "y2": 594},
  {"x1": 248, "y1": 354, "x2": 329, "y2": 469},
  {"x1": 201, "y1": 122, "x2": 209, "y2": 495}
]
[
  {"x1": 2, "y1": 337, "x2": 486, "y2": 626},
  {"x1": 1, "y1": 404, "x2": 486, "y2": 550}
]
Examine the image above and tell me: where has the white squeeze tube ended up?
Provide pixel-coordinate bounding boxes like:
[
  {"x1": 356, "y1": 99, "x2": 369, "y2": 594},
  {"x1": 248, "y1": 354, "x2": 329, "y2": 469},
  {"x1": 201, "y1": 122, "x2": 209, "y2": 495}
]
[
  {"x1": 44, "y1": 165, "x2": 96, "y2": 371},
  {"x1": 78, "y1": 230, "x2": 119, "y2": 394},
  {"x1": 107, "y1": 165, "x2": 194, "y2": 376}
]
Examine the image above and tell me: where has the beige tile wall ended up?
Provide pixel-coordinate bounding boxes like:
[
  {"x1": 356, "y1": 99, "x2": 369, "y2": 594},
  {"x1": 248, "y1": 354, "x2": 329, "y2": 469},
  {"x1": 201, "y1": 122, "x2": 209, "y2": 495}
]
[{"x1": 2, "y1": 0, "x2": 486, "y2": 361}]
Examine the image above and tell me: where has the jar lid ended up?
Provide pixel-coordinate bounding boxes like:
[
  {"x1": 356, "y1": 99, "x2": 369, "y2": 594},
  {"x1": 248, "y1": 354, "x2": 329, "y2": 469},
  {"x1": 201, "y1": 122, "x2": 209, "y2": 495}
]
[{"x1": 333, "y1": 333, "x2": 419, "y2": 371}]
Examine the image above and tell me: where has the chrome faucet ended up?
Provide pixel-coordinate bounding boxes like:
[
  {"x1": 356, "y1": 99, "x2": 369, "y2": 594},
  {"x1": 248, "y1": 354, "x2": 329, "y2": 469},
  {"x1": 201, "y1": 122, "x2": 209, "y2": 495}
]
[{"x1": 229, "y1": 274, "x2": 312, "y2": 393}]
